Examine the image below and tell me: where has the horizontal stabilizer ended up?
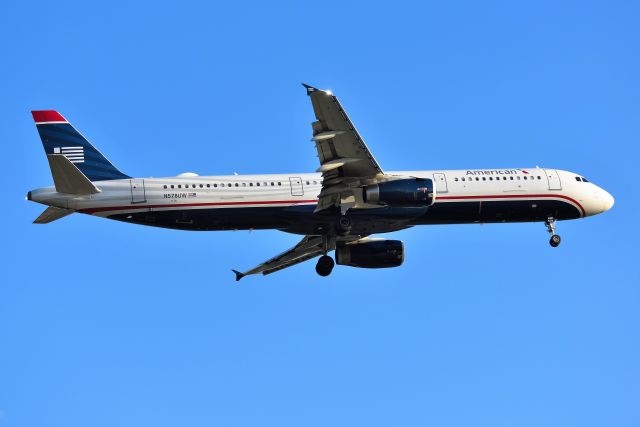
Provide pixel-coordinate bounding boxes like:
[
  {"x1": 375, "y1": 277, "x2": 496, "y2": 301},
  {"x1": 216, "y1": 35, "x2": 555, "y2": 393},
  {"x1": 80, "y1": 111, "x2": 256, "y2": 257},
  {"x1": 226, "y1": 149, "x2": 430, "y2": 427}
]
[
  {"x1": 47, "y1": 154, "x2": 100, "y2": 195},
  {"x1": 33, "y1": 206, "x2": 74, "y2": 224}
]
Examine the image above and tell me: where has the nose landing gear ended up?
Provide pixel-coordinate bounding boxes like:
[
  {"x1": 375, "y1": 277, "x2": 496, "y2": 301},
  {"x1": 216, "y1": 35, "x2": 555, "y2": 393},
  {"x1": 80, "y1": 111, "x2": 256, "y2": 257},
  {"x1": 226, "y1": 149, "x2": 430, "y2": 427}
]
[{"x1": 545, "y1": 217, "x2": 561, "y2": 247}]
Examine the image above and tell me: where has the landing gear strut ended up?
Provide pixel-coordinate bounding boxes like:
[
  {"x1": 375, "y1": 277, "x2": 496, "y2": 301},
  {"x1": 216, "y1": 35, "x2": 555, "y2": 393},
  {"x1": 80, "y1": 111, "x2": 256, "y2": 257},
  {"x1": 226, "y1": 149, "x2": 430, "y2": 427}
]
[
  {"x1": 337, "y1": 215, "x2": 352, "y2": 236},
  {"x1": 315, "y1": 234, "x2": 335, "y2": 277},
  {"x1": 545, "y1": 217, "x2": 561, "y2": 247}
]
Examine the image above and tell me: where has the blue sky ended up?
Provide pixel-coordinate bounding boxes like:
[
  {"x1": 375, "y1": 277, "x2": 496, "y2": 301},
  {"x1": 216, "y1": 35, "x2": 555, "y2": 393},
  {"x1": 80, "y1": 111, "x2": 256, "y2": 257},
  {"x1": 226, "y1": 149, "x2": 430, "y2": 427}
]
[{"x1": 1, "y1": 1, "x2": 639, "y2": 426}]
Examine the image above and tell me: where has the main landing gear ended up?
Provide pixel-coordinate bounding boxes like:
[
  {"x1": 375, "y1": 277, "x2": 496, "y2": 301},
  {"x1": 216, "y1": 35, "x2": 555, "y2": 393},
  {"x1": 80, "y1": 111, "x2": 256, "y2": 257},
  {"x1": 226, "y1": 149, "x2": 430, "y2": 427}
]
[
  {"x1": 545, "y1": 217, "x2": 561, "y2": 248},
  {"x1": 315, "y1": 215, "x2": 352, "y2": 277},
  {"x1": 316, "y1": 234, "x2": 335, "y2": 277}
]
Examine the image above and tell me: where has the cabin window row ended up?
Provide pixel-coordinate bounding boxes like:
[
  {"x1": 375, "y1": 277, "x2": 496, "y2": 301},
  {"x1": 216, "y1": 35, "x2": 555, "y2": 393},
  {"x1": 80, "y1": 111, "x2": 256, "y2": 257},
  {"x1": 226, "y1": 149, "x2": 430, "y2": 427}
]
[
  {"x1": 454, "y1": 175, "x2": 542, "y2": 182},
  {"x1": 162, "y1": 180, "x2": 319, "y2": 190}
]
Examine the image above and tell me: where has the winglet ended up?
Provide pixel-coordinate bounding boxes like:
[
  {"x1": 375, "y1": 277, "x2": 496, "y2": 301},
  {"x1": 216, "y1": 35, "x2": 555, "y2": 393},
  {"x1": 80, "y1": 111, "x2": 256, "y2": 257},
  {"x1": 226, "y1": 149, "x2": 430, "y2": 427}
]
[
  {"x1": 232, "y1": 269, "x2": 246, "y2": 282},
  {"x1": 302, "y1": 83, "x2": 318, "y2": 95}
]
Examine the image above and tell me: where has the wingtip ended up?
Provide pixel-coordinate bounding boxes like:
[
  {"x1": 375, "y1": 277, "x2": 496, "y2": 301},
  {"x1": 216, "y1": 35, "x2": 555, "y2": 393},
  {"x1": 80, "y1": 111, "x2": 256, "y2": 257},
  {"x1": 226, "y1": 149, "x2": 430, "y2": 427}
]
[
  {"x1": 232, "y1": 269, "x2": 245, "y2": 282},
  {"x1": 302, "y1": 83, "x2": 318, "y2": 95}
]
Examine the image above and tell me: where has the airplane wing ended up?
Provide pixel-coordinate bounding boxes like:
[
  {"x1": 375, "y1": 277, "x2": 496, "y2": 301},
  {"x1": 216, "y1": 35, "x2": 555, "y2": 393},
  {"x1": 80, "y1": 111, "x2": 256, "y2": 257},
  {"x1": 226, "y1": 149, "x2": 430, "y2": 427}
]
[
  {"x1": 232, "y1": 234, "x2": 360, "y2": 281},
  {"x1": 303, "y1": 84, "x2": 385, "y2": 212},
  {"x1": 233, "y1": 235, "x2": 328, "y2": 281}
]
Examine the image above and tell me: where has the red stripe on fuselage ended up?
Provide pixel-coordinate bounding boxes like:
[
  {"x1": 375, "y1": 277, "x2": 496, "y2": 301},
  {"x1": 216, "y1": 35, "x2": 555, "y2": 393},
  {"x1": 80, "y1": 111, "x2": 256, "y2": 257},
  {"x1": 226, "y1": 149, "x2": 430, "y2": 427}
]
[
  {"x1": 79, "y1": 199, "x2": 319, "y2": 214},
  {"x1": 79, "y1": 193, "x2": 585, "y2": 217},
  {"x1": 436, "y1": 193, "x2": 586, "y2": 217}
]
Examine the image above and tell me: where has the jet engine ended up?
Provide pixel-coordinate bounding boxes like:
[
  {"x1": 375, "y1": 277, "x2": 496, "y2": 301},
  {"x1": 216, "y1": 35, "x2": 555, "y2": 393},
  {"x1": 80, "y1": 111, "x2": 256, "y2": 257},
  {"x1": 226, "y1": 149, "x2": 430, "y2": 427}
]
[
  {"x1": 363, "y1": 178, "x2": 434, "y2": 207},
  {"x1": 335, "y1": 240, "x2": 404, "y2": 268}
]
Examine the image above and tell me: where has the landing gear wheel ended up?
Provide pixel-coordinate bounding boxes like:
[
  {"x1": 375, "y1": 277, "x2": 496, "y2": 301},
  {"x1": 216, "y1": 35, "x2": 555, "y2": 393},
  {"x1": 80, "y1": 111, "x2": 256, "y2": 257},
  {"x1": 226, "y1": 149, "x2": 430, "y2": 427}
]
[
  {"x1": 545, "y1": 217, "x2": 561, "y2": 247},
  {"x1": 315, "y1": 255, "x2": 335, "y2": 277}
]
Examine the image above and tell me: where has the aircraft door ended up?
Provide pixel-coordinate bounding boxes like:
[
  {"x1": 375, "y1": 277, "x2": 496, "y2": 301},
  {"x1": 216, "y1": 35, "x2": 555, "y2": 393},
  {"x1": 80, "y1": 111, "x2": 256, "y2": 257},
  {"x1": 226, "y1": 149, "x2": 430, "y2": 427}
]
[
  {"x1": 289, "y1": 177, "x2": 304, "y2": 196},
  {"x1": 545, "y1": 170, "x2": 562, "y2": 190},
  {"x1": 130, "y1": 179, "x2": 146, "y2": 203},
  {"x1": 433, "y1": 173, "x2": 448, "y2": 193}
]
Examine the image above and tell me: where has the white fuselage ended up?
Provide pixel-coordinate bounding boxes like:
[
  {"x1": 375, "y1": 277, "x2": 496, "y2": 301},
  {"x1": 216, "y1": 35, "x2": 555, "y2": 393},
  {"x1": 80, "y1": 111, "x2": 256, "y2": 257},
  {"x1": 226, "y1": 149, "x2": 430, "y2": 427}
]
[{"x1": 29, "y1": 168, "x2": 614, "y2": 235}]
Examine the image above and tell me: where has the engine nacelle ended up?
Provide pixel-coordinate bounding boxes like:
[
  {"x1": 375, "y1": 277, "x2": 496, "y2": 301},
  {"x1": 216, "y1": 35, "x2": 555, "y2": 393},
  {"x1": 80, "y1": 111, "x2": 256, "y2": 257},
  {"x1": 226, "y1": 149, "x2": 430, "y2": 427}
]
[
  {"x1": 335, "y1": 240, "x2": 404, "y2": 269},
  {"x1": 363, "y1": 178, "x2": 434, "y2": 207}
]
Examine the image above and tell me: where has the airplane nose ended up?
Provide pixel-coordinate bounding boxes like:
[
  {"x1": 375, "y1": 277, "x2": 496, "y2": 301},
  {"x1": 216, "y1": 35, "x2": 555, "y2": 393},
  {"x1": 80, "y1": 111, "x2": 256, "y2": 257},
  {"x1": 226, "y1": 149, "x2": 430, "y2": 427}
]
[{"x1": 602, "y1": 190, "x2": 615, "y2": 212}]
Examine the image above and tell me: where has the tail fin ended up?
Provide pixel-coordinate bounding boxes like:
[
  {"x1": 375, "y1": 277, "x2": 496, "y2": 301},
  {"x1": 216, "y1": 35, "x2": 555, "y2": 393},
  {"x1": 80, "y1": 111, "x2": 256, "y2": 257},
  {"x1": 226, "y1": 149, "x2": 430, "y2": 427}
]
[{"x1": 32, "y1": 111, "x2": 130, "y2": 181}]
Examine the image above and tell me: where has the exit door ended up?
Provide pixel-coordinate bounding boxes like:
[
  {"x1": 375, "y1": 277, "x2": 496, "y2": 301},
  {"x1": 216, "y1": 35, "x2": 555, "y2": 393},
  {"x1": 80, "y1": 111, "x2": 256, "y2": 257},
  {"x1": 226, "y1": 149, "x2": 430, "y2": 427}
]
[
  {"x1": 545, "y1": 170, "x2": 562, "y2": 190},
  {"x1": 130, "y1": 179, "x2": 146, "y2": 203},
  {"x1": 289, "y1": 177, "x2": 304, "y2": 196},
  {"x1": 433, "y1": 173, "x2": 448, "y2": 193}
]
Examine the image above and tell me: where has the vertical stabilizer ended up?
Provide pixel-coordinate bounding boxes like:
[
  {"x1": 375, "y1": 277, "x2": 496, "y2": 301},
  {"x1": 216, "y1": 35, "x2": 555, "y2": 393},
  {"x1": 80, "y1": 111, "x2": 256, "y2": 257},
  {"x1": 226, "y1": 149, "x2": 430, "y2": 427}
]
[{"x1": 32, "y1": 111, "x2": 130, "y2": 181}]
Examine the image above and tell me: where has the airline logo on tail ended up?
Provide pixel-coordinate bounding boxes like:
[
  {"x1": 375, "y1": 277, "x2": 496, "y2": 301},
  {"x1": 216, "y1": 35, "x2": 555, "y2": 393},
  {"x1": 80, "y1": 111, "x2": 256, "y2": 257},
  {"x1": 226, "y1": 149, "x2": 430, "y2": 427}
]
[{"x1": 53, "y1": 146, "x2": 85, "y2": 163}]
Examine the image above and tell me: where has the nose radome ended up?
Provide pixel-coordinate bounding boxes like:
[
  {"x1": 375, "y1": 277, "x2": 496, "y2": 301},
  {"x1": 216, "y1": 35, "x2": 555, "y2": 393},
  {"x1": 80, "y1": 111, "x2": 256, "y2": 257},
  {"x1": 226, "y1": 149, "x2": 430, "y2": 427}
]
[{"x1": 602, "y1": 190, "x2": 615, "y2": 212}]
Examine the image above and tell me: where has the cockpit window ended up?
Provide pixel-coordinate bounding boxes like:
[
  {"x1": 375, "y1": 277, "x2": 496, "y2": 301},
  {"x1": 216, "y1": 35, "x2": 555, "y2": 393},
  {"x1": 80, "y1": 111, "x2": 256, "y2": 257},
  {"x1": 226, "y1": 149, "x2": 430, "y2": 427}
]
[
  {"x1": 582, "y1": 177, "x2": 589, "y2": 182},
  {"x1": 575, "y1": 177, "x2": 581, "y2": 182}
]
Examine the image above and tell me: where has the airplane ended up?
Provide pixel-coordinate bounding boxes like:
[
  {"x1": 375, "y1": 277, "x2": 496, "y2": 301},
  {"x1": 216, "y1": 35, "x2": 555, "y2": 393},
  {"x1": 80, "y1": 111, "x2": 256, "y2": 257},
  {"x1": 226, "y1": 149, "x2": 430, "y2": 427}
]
[{"x1": 27, "y1": 84, "x2": 614, "y2": 280}]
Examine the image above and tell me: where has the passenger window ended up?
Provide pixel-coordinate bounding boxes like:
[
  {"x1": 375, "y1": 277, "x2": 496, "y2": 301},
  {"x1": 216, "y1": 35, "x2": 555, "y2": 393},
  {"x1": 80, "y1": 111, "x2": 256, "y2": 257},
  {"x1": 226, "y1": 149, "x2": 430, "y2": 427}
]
[
  {"x1": 199, "y1": 184, "x2": 203, "y2": 188},
  {"x1": 271, "y1": 182, "x2": 274, "y2": 186},
  {"x1": 482, "y1": 177, "x2": 486, "y2": 181},
  {"x1": 170, "y1": 185, "x2": 174, "y2": 189},
  {"x1": 454, "y1": 178, "x2": 459, "y2": 181},
  {"x1": 462, "y1": 177, "x2": 465, "y2": 181},
  {"x1": 537, "y1": 176, "x2": 541, "y2": 180},
  {"x1": 242, "y1": 183, "x2": 246, "y2": 187},
  {"x1": 256, "y1": 182, "x2": 260, "y2": 186},
  {"x1": 510, "y1": 176, "x2": 513, "y2": 180},
  {"x1": 306, "y1": 181, "x2": 310, "y2": 185},
  {"x1": 235, "y1": 183, "x2": 239, "y2": 187},
  {"x1": 249, "y1": 183, "x2": 253, "y2": 187},
  {"x1": 278, "y1": 182, "x2": 282, "y2": 186},
  {"x1": 524, "y1": 176, "x2": 527, "y2": 180},
  {"x1": 475, "y1": 177, "x2": 479, "y2": 181},
  {"x1": 163, "y1": 185, "x2": 167, "y2": 189},
  {"x1": 489, "y1": 177, "x2": 493, "y2": 181}
]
